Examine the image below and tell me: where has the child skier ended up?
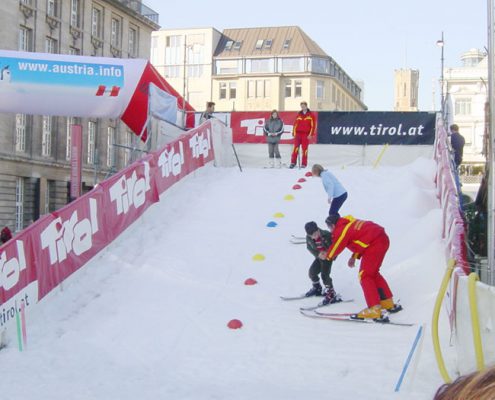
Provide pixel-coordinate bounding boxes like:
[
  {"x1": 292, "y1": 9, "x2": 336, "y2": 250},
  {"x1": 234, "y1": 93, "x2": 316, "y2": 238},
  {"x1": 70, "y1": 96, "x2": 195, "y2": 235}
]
[{"x1": 304, "y1": 221, "x2": 340, "y2": 306}]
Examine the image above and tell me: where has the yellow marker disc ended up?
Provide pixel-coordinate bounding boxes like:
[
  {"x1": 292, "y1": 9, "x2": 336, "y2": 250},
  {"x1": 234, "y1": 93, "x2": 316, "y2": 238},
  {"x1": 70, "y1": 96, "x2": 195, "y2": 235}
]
[
  {"x1": 273, "y1": 212, "x2": 285, "y2": 218},
  {"x1": 284, "y1": 195, "x2": 295, "y2": 201},
  {"x1": 252, "y1": 254, "x2": 265, "y2": 261}
]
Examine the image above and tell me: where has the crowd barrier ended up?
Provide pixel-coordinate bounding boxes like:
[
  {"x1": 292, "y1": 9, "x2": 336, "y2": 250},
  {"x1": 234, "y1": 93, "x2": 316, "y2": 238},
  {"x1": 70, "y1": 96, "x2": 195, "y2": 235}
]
[{"x1": 0, "y1": 120, "x2": 219, "y2": 345}]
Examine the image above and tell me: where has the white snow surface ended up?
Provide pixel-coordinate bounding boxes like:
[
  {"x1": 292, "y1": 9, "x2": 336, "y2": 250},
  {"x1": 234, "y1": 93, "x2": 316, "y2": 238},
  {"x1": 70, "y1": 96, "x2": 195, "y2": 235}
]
[{"x1": 2, "y1": 158, "x2": 457, "y2": 400}]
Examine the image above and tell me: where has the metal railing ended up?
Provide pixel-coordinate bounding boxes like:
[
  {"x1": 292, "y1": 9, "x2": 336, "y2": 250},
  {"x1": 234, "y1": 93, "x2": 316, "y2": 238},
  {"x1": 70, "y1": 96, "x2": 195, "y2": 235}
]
[{"x1": 115, "y1": 0, "x2": 159, "y2": 24}]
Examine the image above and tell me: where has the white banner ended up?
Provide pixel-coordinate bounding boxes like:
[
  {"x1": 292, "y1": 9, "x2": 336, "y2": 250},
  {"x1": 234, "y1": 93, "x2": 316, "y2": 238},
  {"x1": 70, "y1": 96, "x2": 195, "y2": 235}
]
[
  {"x1": 0, "y1": 50, "x2": 146, "y2": 118},
  {"x1": 148, "y1": 83, "x2": 178, "y2": 124}
]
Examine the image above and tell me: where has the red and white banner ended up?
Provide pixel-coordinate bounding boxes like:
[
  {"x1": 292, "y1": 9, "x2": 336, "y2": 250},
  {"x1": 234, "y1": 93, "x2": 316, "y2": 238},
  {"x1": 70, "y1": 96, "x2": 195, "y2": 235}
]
[
  {"x1": 0, "y1": 122, "x2": 215, "y2": 328},
  {"x1": 69, "y1": 124, "x2": 82, "y2": 200},
  {"x1": 230, "y1": 111, "x2": 317, "y2": 145}
]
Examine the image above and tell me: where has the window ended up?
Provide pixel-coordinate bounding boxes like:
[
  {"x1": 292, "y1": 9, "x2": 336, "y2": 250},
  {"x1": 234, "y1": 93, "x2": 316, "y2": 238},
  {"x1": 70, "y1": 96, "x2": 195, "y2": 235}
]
[
  {"x1": 279, "y1": 57, "x2": 304, "y2": 72},
  {"x1": 66, "y1": 117, "x2": 78, "y2": 160},
  {"x1": 455, "y1": 98, "x2": 472, "y2": 116},
  {"x1": 295, "y1": 81, "x2": 302, "y2": 97},
  {"x1": 42, "y1": 116, "x2": 52, "y2": 157},
  {"x1": 45, "y1": 37, "x2": 58, "y2": 53},
  {"x1": 107, "y1": 126, "x2": 115, "y2": 168},
  {"x1": 15, "y1": 177, "x2": 24, "y2": 232},
  {"x1": 47, "y1": 0, "x2": 58, "y2": 17},
  {"x1": 246, "y1": 58, "x2": 274, "y2": 73},
  {"x1": 215, "y1": 59, "x2": 241, "y2": 75},
  {"x1": 19, "y1": 26, "x2": 32, "y2": 51},
  {"x1": 124, "y1": 131, "x2": 133, "y2": 165},
  {"x1": 219, "y1": 82, "x2": 227, "y2": 99},
  {"x1": 255, "y1": 39, "x2": 264, "y2": 50},
  {"x1": 247, "y1": 80, "x2": 255, "y2": 98},
  {"x1": 111, "y1": 17, "x2": 121, "y2": 48},
  {"x1": 256, "y1": 80, "x2": 264, "y2": 98},
  {"x1": 128, "y1": 27, "x2": 138, "y2": 57},
  {"x1": 264, "y1": 39, "x2": 273, "y2": 49},
  {"x1": 87, "y1": 121, "x2": 96, "y2": 164},
  {"x1": 70, "y1": 0, "x2": 80, "y2": 27},
  {"x1": 16, "y1": 114, "x2": 26, "y2": 152},
  {"x1": 311, "y1": 57, "x2": 330, "y2": 74},
  {"x1": 229, "y1": 82, "x2": 237, "y2": 99},
  {"x1": 91, "y1": 7, "x2": 102, "y2": 38},
  {"x1": 317, "y1": 80, "x2": 325, "y2": 99},
  {"x1": 164, "y1": 35, "x2": 182, "y2": 67},
  {"x1": 164, "y1": 66, "x2": 180, "y2": 78},
  {"x1": 224, "y1": 40, "x2": 233, "y2": 51},
  {"x1": 265, "y1": 80, "x2": 271, "y2": 98},
  {"x1": 283, "y1": 39, "x2": 291, "y2": 49},
  {"x1": 284, "y1": 81, "x2": 292, "y2": 98},
  {"x1": 331, "y1": 84, "x2": 336, "y2": 102},
  {"x1": 233, "y1": 41, "x2": 242, "y2": 50}
]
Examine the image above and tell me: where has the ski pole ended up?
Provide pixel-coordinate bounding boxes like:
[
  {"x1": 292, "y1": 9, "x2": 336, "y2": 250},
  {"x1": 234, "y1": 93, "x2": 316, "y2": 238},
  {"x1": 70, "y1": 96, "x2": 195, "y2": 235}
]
[{"x1": 394, "y1": 324, "x2": 424, "y2": 392}]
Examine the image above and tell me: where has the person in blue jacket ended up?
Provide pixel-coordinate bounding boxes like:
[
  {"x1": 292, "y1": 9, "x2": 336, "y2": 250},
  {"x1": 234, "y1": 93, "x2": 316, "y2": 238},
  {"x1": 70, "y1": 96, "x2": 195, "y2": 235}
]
[{"x1": 311, "y1": 164, "x2": 348, "y2": 216}]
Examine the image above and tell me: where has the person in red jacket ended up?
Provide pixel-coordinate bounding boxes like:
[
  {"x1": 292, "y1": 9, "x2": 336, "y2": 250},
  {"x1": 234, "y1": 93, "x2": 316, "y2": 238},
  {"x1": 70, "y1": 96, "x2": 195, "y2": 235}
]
[
  {"x1": 322, "y1": 214, "x2": 402, "y2": 321},
  {"x1": 290, "y1": 101, "x2": 316, "y2": 169}
]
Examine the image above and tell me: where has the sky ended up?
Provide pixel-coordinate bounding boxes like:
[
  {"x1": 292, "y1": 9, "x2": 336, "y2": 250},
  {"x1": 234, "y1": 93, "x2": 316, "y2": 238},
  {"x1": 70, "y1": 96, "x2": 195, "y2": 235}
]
[
  {"x1": 144, "y1": 0, "x2": 486, "y2": 111},
  {"x1": 0, "y1": 158, "x2": 454, "y2": 399}
]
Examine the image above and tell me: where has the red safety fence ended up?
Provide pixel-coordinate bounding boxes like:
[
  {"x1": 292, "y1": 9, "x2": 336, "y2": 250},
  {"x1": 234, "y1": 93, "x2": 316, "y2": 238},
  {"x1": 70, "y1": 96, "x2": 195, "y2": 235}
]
[{"x1": 0, "y1": 121, "x2": 214, "y2": 331}]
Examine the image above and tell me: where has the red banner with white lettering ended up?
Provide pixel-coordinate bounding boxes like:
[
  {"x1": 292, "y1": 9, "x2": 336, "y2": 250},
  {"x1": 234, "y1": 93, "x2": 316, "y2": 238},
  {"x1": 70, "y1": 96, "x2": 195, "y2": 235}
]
[
  {"x1": 230, "y1": 111, "x2": 317, "y2": 144},
  {"x1": 0, "y1": 122, "x2": 216, "y2": 324}
]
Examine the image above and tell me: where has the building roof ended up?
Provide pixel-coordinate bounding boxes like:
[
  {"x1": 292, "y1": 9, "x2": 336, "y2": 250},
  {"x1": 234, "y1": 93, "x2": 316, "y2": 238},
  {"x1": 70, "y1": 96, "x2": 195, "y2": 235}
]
[{"x1": 215, "y1": 26, "x2": 328, "y2": 58}]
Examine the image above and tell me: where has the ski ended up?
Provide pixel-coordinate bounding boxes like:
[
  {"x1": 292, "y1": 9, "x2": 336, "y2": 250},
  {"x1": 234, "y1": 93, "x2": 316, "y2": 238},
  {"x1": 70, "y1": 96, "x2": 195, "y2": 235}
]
[
  {"x1": 299, "y1": 298, "x2": 354, "y2": 311},
  {"x1": 300, "y1": 310, "x2": 414, "y2": 326},
  {"x1": 291, "y1": 234, "x2": 305, "y2": 240},
  {"x1": 280, "y1": 294, "x2": 310, "y2": 301},
  {"x1": 290, "y1": 238, "x2": 305, "y2": 245}
]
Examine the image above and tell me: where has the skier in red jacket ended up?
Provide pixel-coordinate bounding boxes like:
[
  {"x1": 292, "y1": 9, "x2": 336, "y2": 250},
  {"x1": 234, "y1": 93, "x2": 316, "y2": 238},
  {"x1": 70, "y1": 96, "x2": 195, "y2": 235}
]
[
  {"x1": 290, "y1": 101, "x2": 316, "y2": 169},
  {"x1": 322, "y1": 214, "x2": 402, "y2": 321}
]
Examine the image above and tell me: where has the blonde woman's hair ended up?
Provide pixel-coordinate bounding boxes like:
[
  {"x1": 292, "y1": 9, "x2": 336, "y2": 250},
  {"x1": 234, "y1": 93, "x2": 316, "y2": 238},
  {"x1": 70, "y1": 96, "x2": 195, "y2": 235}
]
[
  {"x1": 434, "y1": 366, "x2": 495, "y2": 400},
  {"x1": 311, "y1": 164, "x2": 324, "y2": 176}
]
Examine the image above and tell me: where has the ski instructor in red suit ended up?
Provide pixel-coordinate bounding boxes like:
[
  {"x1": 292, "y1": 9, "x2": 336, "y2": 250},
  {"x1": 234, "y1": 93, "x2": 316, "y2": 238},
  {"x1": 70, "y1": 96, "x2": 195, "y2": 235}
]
[
  {"x1": 323, "y1": 214, "x2": 402, "y2": 321},
  {"x1": 289, "y1": 101, "x2": 315, "y2": 169}
]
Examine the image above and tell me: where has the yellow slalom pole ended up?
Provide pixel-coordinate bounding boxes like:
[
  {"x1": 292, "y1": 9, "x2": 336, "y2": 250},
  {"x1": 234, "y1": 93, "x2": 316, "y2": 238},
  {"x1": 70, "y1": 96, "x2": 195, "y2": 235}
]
[
  {"x1": 373, "y1": 143, "x2": 389, "y2": 168},
  {"x1": 431, "y1": 259, "x2": 456, "y2": 383},
  {"x1": 468, "y1": 272, "x2": 485, "y2": 371}
]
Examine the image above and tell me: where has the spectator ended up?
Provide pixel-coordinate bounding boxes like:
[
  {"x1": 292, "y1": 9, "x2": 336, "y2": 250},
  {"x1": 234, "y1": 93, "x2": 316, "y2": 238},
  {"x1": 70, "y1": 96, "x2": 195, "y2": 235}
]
[
  {"x1": 433, "y1": 365, "x2": 495, "y2": 400},
  {"x1": 0, "y1": 226, "x2": 12, "y2": 244},
  {"x1": 263, "y1": 109, "x2": 284, "y2": 168},
  {"x1": 199, "y1": 102, "x2": 215, "y2": 124},
  {"x1": 450, "y1": 124, "x2": 465, "y2": 168}
]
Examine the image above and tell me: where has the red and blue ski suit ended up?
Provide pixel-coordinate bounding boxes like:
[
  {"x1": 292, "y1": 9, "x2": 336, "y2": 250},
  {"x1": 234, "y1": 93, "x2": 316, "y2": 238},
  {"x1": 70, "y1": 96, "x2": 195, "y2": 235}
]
[{"x1": 325, "y1": 215, "x2": 393, "y2": 308}]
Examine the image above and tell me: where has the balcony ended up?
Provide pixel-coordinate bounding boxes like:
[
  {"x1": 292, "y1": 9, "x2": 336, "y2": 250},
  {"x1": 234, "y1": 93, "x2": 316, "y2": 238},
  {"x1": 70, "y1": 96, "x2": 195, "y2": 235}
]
[{"x1": 115, "y1": 0, "x2": 159, "y2": 25}]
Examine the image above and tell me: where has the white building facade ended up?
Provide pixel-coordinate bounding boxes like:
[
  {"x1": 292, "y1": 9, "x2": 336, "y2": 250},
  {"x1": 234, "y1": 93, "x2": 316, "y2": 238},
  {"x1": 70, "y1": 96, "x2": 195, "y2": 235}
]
[{"x1": 444, "y1": 49, "x2": 487, "y2": 166}]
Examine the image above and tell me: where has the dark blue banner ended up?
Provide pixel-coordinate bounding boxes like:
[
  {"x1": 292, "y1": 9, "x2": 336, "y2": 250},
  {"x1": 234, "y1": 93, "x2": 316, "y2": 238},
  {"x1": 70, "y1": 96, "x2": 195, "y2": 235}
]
[{"x1": 317, "y1": 112, "x2": 436, "y2": 145}]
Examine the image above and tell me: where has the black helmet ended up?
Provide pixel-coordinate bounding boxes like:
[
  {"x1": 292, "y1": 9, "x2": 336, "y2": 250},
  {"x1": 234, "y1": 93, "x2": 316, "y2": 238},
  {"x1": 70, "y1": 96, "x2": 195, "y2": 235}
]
[{"x1": 304, "y1": 221, "x2": 318, "y2": 235}]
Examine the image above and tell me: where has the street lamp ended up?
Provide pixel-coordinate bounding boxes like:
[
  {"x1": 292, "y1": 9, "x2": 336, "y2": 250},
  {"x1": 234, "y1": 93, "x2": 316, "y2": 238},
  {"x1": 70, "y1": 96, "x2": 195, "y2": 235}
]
[
  {"x1": 436, "y1": 32, "x2": 445, "y2": 116},
  {"x1": 182, "y1": 36, "x2": 194, "y2": 128}
]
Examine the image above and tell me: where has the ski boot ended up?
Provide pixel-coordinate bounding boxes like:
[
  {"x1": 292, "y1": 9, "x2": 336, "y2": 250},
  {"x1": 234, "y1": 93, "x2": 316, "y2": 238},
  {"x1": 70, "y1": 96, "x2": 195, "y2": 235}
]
[
  {"x1": 350, "y1": 305, "x2": 389, "y2": 323},
  {"x1": 380, "y1": 298, "x2": 403, "y2": 313},
  {"x1": 305, "y1": 282, "x2": 323, "y2": 297},
  {"x1": 320, "y1": 287, "x2": 341, "y2": 306}
]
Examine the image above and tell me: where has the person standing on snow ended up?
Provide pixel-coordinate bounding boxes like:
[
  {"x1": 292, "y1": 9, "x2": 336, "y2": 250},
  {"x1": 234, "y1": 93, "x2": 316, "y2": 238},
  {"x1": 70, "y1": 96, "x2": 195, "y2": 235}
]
[
  {"x1": 311, "y1": 164, "x2": 348, "y2": 216},
  {"x1": 322, "y1": 214, "x2": 401, "y2": 321},
  {"x1": 289, "y1": 101, "x2": 316, "y2": 169},
  {"x1": 263, "y1": 110, "x2": 284, "y2": 168},
  {"x1": 303, "y1": 221, "x2": 340, "y2": 306}
]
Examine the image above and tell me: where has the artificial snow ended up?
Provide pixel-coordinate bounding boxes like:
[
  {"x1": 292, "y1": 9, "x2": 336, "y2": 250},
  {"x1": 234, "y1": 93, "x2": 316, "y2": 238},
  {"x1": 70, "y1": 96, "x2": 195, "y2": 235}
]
[{"x1": 1, "y1": 159, "x2": 455, "y2": 399}]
